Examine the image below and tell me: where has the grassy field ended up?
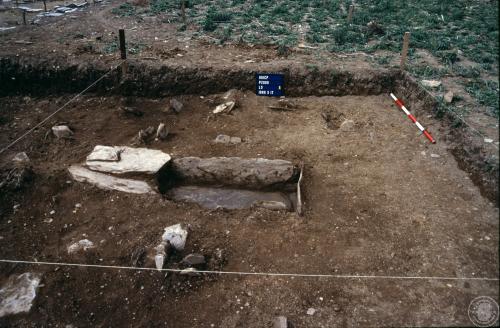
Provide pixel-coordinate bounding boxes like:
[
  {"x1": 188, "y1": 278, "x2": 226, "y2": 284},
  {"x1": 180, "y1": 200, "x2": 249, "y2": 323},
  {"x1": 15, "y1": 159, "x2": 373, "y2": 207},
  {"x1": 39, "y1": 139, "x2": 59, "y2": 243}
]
[{"x1": 112, "y1": 0, "x2": 499, "y2": 117}]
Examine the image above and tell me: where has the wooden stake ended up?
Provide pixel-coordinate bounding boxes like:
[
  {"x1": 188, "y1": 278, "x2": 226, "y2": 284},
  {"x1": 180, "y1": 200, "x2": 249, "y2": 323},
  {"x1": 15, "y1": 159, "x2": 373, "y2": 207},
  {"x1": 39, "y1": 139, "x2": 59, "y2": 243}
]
[
  {"x1": 180, "y1": 0, "x2": 186, "y2": 25},
  {"x1": 400, "y1": 32, "x2": 410, "y2": 70},
  {"x1": 118, "y1": 29, "x2": 127, "y2": 75},
  {"x1": 43, "y1": 0, "x2": 47, "y2": 12},
  {"x1": 22, "y1": 10, "x2": 26, "y2": 25},
  {"x1": 347, "y1": 5, "x2": 354, "y2": 23}
]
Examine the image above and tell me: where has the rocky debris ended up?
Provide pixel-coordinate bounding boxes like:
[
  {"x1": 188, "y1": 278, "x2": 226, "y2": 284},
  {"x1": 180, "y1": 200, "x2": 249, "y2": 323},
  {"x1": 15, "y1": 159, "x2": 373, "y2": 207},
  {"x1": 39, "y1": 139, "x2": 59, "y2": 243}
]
[
  {"x1": 171, "y1": 157, "x2": 298, "y2": 189},
  {"x1": 182, "y1": 253, "x2": 205, "y2": 267},
  {"x1": 86, "y1": 146, "x2": 171, "y2": 175},
  {"x1": 156, "y1": 123, "x2": 169, "y2": 141},
  {"x1": 167, "y1": 186, "x2": 293, "y2": 210},
  {"x1": 162, "y1": 224, "x2": 188, "y2": 251},
  {"x1": 86, "y1": 145, "x2": 120, "y2": 162},
  {"x1": 68, "y1": 165, "x2": 156, "y2": 194},
  {"x1": 0, "y1": 273, "x2": 42, "y2": 318},
  {"x1": 430, "y1": 153, "x2": 440, "y2": 158},
  {"x1": 253, "y1": 200, "x2": 289, "y2": 211},
  {"x1": 268, "y1": 98, "x2": 298, "y2": 111},
  {"x1": 12, "y1": 152, "x2": 30, "y2": 165},
  {"x1": 274, "y1": 316, "x2": 288, "y2": 328},
  {"x1": 443, "y1": 91, "x2": 454, "y2": 103},
  {"x1": 131, "y1": 126, "x2": 156, "y2": 145},
  {"x1": 52, "y1": 125, "x2": 73, "y2": 138},
  {"x1": 170, "y1": 98, "x2": 184, "y2": 113},
  {"x1": 67, "y1": 239, "x2": 95, "y2": 254},
  {"x1": 213, "y1": 101, "x2": 235, "y2": 114},
  {"x1": 130, "y1": 247, "x2": 147, "y2": 267},
  {"x1": 120, "y1": 106, "x2": 143, "y2": 117},
  {"x1": 339, "y1": 119, "x2": 355, "y2": 131},
  {"x1": 214, "y1": 134, "x2": 242, "y2": 144},
  {"x1": 306, "y1": 308, "x2": 316, "y2": 316},
  {"x1": 421, "y1": 80, "x2": 442, "y2": 88}
]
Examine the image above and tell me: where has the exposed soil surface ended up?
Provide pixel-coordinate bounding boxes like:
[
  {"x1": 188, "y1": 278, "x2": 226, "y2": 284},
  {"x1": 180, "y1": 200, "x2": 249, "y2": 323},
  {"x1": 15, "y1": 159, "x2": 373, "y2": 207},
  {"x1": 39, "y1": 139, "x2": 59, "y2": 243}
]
[{"x1": 0, "y1": 93, "x2": 498, "y2": 327}]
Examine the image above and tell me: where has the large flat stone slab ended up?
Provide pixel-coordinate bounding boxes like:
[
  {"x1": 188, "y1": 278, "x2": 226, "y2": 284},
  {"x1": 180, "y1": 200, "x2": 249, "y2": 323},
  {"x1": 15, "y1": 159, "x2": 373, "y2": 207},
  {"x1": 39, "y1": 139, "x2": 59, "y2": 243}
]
[
  {"x1": 68, "y1": 165, "x2": 155, "y2": 194},
  {"x1": 170, "y1": 157, "x2": 298, "y2": 189},
  {"x1": 167, "y1": 186, "x2": 292, "y2": 210},
  {"x1": 86, "y1": 146, "x2": 171, "y2": 175}
]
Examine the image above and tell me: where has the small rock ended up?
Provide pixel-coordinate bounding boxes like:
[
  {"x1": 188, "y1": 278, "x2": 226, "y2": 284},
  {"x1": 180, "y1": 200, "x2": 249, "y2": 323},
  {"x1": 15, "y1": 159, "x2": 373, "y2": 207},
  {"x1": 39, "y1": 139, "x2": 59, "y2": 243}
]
[
  {"x1": 339, "y1": 119, "x2": 355, "y2": 131},
  {"x1": 52, "y1": 125, "x2": 73, "y2": 138},
  {"x1": 12, "y1": 152, "x2": 30, "y2": 165},
  {"x1": 214, "y1": 134, "x2": 242, "y2": 144},
  {"x1": 253, "y1": 200, "x2": 289, "y2": 211},
  {"x1": 162, "y1": 224, "x2": 188, "y2": 251},
  {"x1": 182, "y1": 253, "x2": 205, "y2": 266},
  {"x1": 443, "y1": 91, "x2": 454, "y2": 103},
  {"x1": 421, "y1": 80, "x2": 442, "y2": 88},
  {"x1": 484, "y1": 138, "x2": 494, "y2": 143},
  {"x1": 274, "y1": 316, "x2": 288, "y2": 328},
  {"x1": 133, "y1": 126, "x2": 155, "y2": 145},
  {"x1": 86, "y1": 146, "x2": 120, "y2": 162},
  {"x1": 67, "y1": 239, "x2": 95, "y2": 254},
  {"x1": 430, "y1": 153, "x2": 440, "y2": 158},
  {"x1": 156, "y1": 123, "x2": 169, "y2": 140},
  {"x1": 306, "y1": 308, "x2": 316, "y2": 316},
  {"x1": 170, "y1": 98, "x2": 183, "y2": 113},
  {"x1": 213, "y1": 101, "x2": 235, "y2": 114}
]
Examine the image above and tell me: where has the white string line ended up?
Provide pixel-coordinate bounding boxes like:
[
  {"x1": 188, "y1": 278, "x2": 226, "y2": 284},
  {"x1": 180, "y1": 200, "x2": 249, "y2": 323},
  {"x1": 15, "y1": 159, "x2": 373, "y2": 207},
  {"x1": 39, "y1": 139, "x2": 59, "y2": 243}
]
[
  {"x1": 0, "y1": 60, "x2": 125, "y2": 155},
  {"x1": 0, "y1": 259, "x2": 498, "y2": 281}
]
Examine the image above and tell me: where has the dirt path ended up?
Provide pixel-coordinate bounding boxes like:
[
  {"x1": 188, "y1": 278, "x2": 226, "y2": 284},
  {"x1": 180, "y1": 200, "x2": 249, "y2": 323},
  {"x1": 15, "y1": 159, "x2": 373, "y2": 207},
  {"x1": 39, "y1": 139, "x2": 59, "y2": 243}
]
[{"x1": 0, "y1": 93, "x2": 497, "y2": 327}]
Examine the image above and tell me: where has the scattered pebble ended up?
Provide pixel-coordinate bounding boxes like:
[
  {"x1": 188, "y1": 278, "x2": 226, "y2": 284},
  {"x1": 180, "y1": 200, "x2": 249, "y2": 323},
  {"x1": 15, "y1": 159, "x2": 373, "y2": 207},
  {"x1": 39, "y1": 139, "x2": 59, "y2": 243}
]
[
  {"x1": 52, "y1": 125, "x2": 73, "y2": 138},
  {"x1": 443, "y1": 91, "x2": 454, "y2": 104},
  {"x1": 484, "y1": 138, "x2": 493, "y2": 143},
  {"x1": 430, "y1": 153, "x2": 440, "y2": 158},
  {"x1": 421, "y1": 80, "x2": 441, "y2": 88},
  {"x1": 306, "y1": 308, "x2": 316, "y2": 315},
  {"x1": 339, "y1": 119, "x2": 355, "y2": 131}
]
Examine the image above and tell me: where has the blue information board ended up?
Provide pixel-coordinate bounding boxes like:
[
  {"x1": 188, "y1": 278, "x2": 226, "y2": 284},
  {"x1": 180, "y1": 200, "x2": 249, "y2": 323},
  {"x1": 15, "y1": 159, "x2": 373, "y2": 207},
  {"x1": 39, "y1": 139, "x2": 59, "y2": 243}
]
[{"x1": 256, "y1": 73, "x2": 284, "y2": 97}]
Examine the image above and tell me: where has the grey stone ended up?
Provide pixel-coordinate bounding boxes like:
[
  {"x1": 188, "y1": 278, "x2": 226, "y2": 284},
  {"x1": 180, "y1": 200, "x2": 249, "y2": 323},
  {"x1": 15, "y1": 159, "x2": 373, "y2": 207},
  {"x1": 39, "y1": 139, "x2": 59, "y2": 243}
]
[
  {"x1": 170, "y1": 98, "x2": 184, "y2": 113},
  {"x1": 214, "y1": 134, "x2": 242, "y2": 144},
  {"x1": 86, "y1": 146, "x2": 120, "y2": 162},
  {"x1": 213, "y1": 101, "x2": 235, "y2": 114},
  {"x1": 162, "y1": 224, "x2": 188, "y2": 251},
  {"x1": 421, "y1": 80, "x2": 442, "y2": 88},
  {"x1": 156, "y1": 123, "x2": 169, "y2": 140},
  {"x1": 85, "y1": 146, "x2": 171, "y2": 175},
  {"x1": 180, "y1": 268, "x2": 200, "y2": 276},
  {"x1": 12, "y1": 152, "x2": 30, "y2": 165},
  {"x1": 306, "y1": 308, "x2": 316, "y2": 316},
  {"x1": 339, "y1": 119, "x2": 355, "y2": 131},
  {"x1": 274, "y1": 316, "x2": 288, "y2": 328},
  {"x1": 253, "y1": 200, "x2": 289, "y2": 211},
  {"x1": 67, "y1": 239, "x2": 95, "y2": 254},
  {"x1": 0, "y1": 273, "x2": 42, "y2": 317},
  {"x1": 443, "y1": 91, "x2": 454, "y2": 103},
  {"x1": 52, "y1": 125, "x2": 73, "y2": 138},
  {"x1": 68, "y1": 165, "x2": 156, "y2": 194},
  {"x1": 182, "y1": 253, "x2": 205, "y2": 266},
  {"x1": 171, "y1": 157, "x2": 298, "y2": 189}
]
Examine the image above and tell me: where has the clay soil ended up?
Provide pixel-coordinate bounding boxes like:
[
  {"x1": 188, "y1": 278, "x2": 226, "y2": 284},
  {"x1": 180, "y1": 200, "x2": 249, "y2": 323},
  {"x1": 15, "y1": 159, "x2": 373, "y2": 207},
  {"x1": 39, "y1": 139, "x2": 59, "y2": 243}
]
[{"x1": 0, "y1": 92, "x2": 498, "y2": 327}]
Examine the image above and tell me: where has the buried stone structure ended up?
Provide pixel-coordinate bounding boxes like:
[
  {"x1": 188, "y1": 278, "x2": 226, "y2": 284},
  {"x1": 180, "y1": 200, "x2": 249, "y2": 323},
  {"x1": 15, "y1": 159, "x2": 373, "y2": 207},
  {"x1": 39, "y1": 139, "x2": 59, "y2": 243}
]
[{"x1": 68, "y1": 145, "x2": 303, "y2": 213}]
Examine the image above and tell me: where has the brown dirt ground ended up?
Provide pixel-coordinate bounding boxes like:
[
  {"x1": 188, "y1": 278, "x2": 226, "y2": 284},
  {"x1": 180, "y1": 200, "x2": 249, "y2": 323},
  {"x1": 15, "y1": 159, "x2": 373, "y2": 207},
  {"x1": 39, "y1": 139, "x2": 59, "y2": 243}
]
[{"x1": 0, "y1": 92, "x2": 498, "y2": 327}]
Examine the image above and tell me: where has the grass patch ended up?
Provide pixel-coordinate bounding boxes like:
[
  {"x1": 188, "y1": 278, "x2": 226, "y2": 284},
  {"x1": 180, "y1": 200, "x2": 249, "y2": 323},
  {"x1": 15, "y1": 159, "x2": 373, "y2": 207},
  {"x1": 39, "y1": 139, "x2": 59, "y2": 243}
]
[{"x1": 465, "y1": 80, "x2": 499, "y2": 117}]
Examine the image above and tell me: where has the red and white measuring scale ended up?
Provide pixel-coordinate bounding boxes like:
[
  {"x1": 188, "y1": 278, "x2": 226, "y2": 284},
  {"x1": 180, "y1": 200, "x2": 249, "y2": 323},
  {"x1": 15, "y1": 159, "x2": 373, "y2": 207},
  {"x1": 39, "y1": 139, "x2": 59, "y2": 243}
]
[{"x1": 390, "y1": 93, "x2": 436, "y2": 144}]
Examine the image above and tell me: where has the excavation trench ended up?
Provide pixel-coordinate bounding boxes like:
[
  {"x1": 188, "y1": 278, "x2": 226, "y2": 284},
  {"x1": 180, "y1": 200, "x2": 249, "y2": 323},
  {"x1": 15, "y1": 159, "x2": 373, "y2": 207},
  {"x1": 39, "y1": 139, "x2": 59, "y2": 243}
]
[{"x1": 0, "y1": 57, "x2": 497, "y2": 204}]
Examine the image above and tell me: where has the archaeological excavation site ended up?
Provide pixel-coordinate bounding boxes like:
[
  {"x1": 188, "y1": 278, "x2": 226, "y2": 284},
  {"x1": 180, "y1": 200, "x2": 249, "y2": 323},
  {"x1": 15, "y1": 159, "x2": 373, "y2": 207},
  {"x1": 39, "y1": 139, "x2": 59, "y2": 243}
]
[{"x1": 0, "y1": 1, "x2": 499, "y2": 327}]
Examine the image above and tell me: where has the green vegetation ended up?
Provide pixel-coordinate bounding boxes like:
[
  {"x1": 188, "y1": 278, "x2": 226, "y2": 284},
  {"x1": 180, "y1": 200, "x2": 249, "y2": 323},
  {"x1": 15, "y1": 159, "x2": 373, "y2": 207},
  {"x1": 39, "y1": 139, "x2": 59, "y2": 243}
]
[
  {"x1": 465, "y1": 80, "x2": 499, "y2": 117},
  {"x1": 111, "y1": 2, "x2": 136, "y2": 17}
]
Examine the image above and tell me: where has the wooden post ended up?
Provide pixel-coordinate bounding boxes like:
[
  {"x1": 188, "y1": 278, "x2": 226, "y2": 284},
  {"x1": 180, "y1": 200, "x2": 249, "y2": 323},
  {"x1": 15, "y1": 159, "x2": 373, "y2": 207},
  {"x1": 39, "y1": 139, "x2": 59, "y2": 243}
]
[
  {"x1": 118, "y1": 29, "x2": 128, "y2": 76},
  {"x1": 22, "y1": 10, "x2": 26, "y2": 25},
  {"x1": 180, "y1": 0, "x2": 186, "y2": 25},
  {"x1": 347, "y1": 5, "x2": 354, "y2": 23},
  {"x1": 400, "y1": 32, "x2": 410, "y2": 70},
  {"x1": 43, "y1": 0, "x2": 47, "y2": 12}
]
